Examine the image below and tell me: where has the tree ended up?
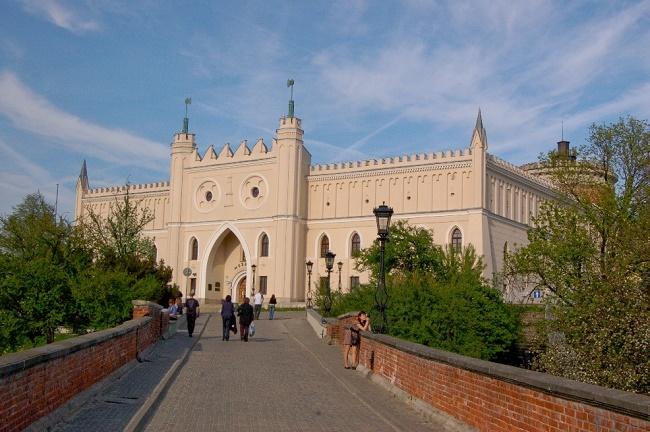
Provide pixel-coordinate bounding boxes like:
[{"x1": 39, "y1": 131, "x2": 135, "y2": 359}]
[
  {"x1": 506, "y1": 117, "x2": 650, "y2": 393},
  {"x1": 0, "y1": 193, "x2": 81, "y2": 347},
  {"x1": 327, "y1": 221, "x2": 520, "y2": 362}
]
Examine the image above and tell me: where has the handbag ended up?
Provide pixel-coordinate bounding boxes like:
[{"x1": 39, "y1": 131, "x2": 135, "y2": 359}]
[{"x1": 249, "y1": 322, "x2": 256, "y2": 337}]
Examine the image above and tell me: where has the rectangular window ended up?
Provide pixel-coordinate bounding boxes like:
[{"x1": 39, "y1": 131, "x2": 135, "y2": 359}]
[
  {"x1": 259, "y1": 276, "x2": 268, "y2": 295},
  {"x1": 208, "y1": 283, "x2": 212, "y2": 291},
  {"x1": 190, "y1": 278, "x2": 197, "y2": 295},
  {"x1": 350, "y1": 276, "x2": 360, "y2": 291}
]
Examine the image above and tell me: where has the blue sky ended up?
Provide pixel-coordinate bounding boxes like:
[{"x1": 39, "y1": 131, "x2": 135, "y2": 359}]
[{"x1": 1, "y1": 0, "x2": 649, "y2": 218}]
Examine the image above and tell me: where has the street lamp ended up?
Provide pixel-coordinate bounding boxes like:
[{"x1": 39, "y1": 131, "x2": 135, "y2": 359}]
[
  {"x1": 306, "y1": 260, "x2": 314, "y2": 308},
  {"x1": 324, "y1": 251, "x2": 336, "y2": 314},
  {"x1": 250, "y1": 264, "x2": 256, "y2": 298},
  {"x1": 337, "y1": 261, "x2": 343, "y2": 292},
  {"x1": 373, "y1": 202, "x2": 393, "y2": 334}
]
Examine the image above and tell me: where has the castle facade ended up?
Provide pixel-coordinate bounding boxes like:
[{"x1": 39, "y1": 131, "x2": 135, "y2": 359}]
[{"x1": 74, "y1": 110, "x2": 556, "y2": 305}]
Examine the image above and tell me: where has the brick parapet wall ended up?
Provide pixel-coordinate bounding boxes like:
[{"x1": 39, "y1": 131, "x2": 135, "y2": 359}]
[
  {"x1": 0, "y1": 301, "x2": 168, "y2": 432},
  {"x1": 327, "y1": 316, "x2": 650, "y2": 432}
]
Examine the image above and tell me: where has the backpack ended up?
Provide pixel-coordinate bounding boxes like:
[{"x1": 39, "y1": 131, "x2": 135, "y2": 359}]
[{"x1": 186, "y1": 298, "x2": 199, "y2": 316}]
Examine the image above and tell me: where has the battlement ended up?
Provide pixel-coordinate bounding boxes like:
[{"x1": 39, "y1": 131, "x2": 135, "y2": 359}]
[
  {"x1": 487, "y1": 153, "x2": 555, "y2": 190},
  {"x1": 187, "y1": 137, "x2": 272, "y2": 167},
  {"x1": 309, "y1": 148, "x2": 473, "y2": 174},
  {"x1": 85, "y1": 181, "x2": 170, "y2": 196}
]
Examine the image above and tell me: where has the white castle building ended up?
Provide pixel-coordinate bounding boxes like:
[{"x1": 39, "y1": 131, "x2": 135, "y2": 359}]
[{"x1": 74, "y1": 102, "x2": 556, "y2": 305}]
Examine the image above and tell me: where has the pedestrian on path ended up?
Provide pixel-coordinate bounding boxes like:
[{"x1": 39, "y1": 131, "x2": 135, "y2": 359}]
[
  {"x1": 343, "y1": 311, "x2": 370, "y2": 369},
  {"x1": 237, "y1": 297, "x2": 254, "y2": 342},
  {"x1": 221, "y1": 295, "x2": 235, "y2": 341},
  {"x1": 254, "y1": 291, "x2": 264, "y2": 319},
  {"x1": 268, "y1": 294, "x2": 277, "y2": 320},
  {"x1": 185, "y1": 291, "x2": 200, "y2": 338}
]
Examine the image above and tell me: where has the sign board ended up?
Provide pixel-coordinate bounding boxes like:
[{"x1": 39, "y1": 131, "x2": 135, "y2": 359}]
[{"x1": 183, "y1": 267, "x2": 192, "y2": 277}]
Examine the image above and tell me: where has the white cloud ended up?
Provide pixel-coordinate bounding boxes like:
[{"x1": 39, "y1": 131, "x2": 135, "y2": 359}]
[
  {"x1": 21, "y1": 0, "x2": 100, "y2": 34},
  {"x1": 0, "y1": 71, "x2": 168, "y2": 170}
]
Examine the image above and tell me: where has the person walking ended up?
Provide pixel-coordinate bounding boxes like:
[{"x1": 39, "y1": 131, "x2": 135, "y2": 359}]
[
  {"x1": 343, "y1": 311, "x2": 370, "y2": 369},
  {"x1": 221, "y1": 295, "x2": 235, "y2": 341},
  {"x1": 185, "y1": 291, "x2": 200, "y2": 338},
  {"x1": 237, "y1": 297, "x2": 254, "y2": 342},
  {"x1": 268, "y1": 294, "x2": 277, "y2": 320},
  {"x1": 253, "y1": 291, "x2": 264, "y2": 320}
]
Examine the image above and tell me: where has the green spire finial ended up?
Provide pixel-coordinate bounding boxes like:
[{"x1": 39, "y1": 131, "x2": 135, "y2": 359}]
[
  {"x1": 182, "y1": 97, "x2": 192, "y2": 133},
  {"x1": 287, "y1": 79, "x2": 295, "y2": 118}
]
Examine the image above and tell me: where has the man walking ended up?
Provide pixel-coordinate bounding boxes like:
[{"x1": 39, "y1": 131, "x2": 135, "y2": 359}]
[
  {"x1": 253, "y1": 291, "x2": 264, "y2": 320},
  {"x1": 221, "y1": 295, "x2": 234, "y2": 341},
  {"x1": 185, "y1": 291, "x2": 200, "y2": 338}
]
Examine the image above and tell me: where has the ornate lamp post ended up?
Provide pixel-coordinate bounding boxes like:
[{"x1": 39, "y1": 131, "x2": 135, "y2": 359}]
[
  {"x1": 337, "y1": 261, "x2": 343, "y2": 292},
  {"x1": 250, "y1": 264, "x2": 256, "y2": 298},
  {"x1": 306, "y1": 260, "x2": 314, "y2": 309},
  {"x1": 324, "y1": 251, "x2": 336, "y2": 314},
  {"x1": 373, "y1": 202, "x2": 393, "y2": 334}
]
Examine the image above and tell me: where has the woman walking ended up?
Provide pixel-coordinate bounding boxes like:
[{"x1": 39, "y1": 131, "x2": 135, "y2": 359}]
[
  {"x1": 343, "y1": 311, "x2": 371, "y2": 369},
  {"x1": 268, "y1": 294, "x2": 277, "y2": 320},
  {"x1": 237, "y1": 297, "x2": 255, "y2": 342}
]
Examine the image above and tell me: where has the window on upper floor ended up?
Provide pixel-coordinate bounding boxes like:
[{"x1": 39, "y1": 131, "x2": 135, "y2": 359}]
[
  {"x1": 451, "y1": 228, "x2": 462, "y2": 251},
  {"x1": 260, "y1": 233, "x2": 269, "y2": 257},
  {"x1": 320, "y1": 235, "x2": 330, "y2": 258},
  {"x1": 351, "y1": 233, "x2": 361, "y2": 256},
  {"x1": 190, "y1": 238, "x2": 198, "y2": 260}
]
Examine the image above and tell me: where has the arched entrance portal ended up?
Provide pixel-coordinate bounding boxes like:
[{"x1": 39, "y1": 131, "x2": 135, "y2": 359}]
[{"x1": 201, "y1": 225, "x2": 251, "y2": 304}]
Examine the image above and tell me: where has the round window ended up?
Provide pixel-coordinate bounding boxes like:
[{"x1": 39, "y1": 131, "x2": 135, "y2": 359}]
[
  {"x1": 205, "y1": 191, "x2": 213, "y2": 202},
  {"x1": 251, "y1": 187, "x2": 260, "y2": 198}
]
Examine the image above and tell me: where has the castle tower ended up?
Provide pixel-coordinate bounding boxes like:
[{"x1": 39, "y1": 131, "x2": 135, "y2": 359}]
[
  {"x1": 273, "y1": 110, "x2": 311, "y2": 301},
  {"x1": 168, "y1": 103, "x2": 197, "y2": 288}
]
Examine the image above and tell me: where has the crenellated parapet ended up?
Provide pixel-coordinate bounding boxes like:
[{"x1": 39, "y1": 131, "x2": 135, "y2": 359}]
[
  {"x1": 487, "y1": 153, "x2": 555, "y2": 191},
  {"x1": 84, "y1": 181, "x2": 171, "y2": 197},
  {"x1": 309, "y1": 149, "x2": 473, "y2": 178},
  {"x1": 186, "y1": 137, "x2": 274, "y2": 168}
]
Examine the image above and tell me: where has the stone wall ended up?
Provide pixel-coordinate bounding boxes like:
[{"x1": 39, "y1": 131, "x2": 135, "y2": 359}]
[
  {"x1": 0, "y1": 301, "x2": 168, "y2": 432},
  {"x1": 327, "y1": 315, "x2": 650, "y2": 432}
]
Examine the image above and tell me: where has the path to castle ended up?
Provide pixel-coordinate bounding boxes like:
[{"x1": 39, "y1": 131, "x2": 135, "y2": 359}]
[{"x1": 51, "y1": 312, "x2": 456, "y2": 432}]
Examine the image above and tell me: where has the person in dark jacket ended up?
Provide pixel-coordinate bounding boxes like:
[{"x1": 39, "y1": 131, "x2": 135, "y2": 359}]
[
  {"x1": 268, "y1": 294, "x2": 277, "y2": 320},
  {"x1": 184, "y1": 291, "x2": 200, "y2": 338},
  {"x1": 237, "y1": 297, "x2": 254, "y2": 342},
  {"x1": 221, "y1": 295, "x2": 235, "y2": 341}
]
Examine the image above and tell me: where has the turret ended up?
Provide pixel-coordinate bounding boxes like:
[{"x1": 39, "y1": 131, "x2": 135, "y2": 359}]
[{"x1": 74, "y1": 160, "x2": 89, "y2": 220}]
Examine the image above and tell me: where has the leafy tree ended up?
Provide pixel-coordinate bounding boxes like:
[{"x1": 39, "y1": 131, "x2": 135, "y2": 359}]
[
  {"x1": 324, "y1": 221, "x2": 520, "y2": 361},
  {"x1": 0, "y1": 193, "x2": 81, "y2": 347},
  {"x1": 506, "y1": 117, "x2": 650, "y2": 393}
]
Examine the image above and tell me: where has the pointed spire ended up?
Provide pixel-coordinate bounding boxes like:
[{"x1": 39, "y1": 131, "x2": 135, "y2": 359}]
[
  {"x1": 470, "y1": 108, "x2": 488, "y2": 149},
  {"x1": 182, "y1": 97, "x2": 192, "y2": 133},
  {"x1": 287, "y1": 79, "x2": 295, "y2": 118},
  {"x1": 78, "y1": 160, "x2": 89, "y2": 191}
]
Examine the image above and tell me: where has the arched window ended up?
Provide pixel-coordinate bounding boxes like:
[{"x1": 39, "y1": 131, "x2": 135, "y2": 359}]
[
  {"x1": 350, "y1": 233, "x2": 361, "y2": 255},
  {"x1": 260, "y1": 233, "x2": 269, "y2": 257},
  {"x1": 320, "y1": 235, "x2": 329, "y2": 258},
  {"x1": 190, "y1": 237, "x2": 198, "y2": 260},
  {"x1": 451, "y1": 228, "x2": 462, "y2": 251}
]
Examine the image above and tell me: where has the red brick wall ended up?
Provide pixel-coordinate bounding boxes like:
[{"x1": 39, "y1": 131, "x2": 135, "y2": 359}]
[
  {"x1": 0, "y1": 301, "x2": 167, "y2": 432},
  {"x1": 328, "y1": 317, "x2": 650, "y2": 432}
]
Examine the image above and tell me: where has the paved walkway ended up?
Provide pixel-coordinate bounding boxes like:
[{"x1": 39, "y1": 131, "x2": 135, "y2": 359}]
[
  {"x1": 47, "y1": 314, "x2": 210, "y2": 432},
  {"x1": 143, "y1": 312, "x2": 449, "y2": 432}
]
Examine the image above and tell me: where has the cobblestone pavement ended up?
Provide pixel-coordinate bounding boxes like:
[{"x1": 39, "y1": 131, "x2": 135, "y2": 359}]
[
  {"x1": 143, "y1": 312, "x2": 454, "y2": 432},
  {"x1": 48, "y1": 314, "x2": 210, "y2": 432}
]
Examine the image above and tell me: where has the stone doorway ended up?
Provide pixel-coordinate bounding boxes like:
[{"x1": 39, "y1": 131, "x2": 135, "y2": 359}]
[{"x1": 237, "y1": 277, "x2": 246, "y2": 303}]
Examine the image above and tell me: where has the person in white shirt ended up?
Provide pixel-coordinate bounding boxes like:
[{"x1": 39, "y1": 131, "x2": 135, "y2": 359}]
[{"x1": 253, "y1": 291, "x2": 263, "y2": 319}]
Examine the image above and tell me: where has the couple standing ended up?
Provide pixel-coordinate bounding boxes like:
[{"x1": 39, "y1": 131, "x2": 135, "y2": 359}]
[{"x1": 221, "y1": 295, "x2": 255, "y2": 342}]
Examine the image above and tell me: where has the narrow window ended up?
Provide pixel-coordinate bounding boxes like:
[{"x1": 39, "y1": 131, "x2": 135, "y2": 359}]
[
  {"x1": 320, "y1": 235, "x2": 330, "y2": 258},
  {"x1": 451, "y1": 228, "x2": 462, "y2": 251},
  {"x1": 259, "y1": 276, "x2": 268, "y2": 295},
  {"x1": 260, "y1": 233, "x2": 269, "y2": 257},
  {"x1": 190, "y1": 238, "x2": 198, "y2": 260},
  {"x1": 190, "y1": 278, "x2": 197, "y2": 296},
  {"x1": 350, "y1": 233, "x2": 361, "y2": 255},
  {"x1": 350, "y1": 276, "x2": 360, "y2": 291}
]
